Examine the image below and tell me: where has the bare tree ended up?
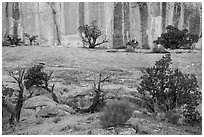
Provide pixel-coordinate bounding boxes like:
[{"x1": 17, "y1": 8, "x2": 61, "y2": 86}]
[{"x1": 73, "y1": 73, "x2": 113, "y2": 113}]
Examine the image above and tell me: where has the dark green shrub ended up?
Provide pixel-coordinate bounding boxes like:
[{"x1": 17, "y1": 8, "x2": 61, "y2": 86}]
[
  {"x1": 100, "y1": 100, "x2": 133, "y2": 128},
  {"x1": 137, "y1": 53, "x2": 202, "y2": 126},
  {"x1": 155, "y1": 25, "x2": 199, "y2": 49},
  {"x1": 78, "y1": 20, "x2": 109, "y2": 49}
]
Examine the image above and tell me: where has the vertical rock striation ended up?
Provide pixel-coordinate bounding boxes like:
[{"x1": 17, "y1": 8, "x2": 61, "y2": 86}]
[{"x1": 2, "y1": 2, "x2": 202, "y2": 48}]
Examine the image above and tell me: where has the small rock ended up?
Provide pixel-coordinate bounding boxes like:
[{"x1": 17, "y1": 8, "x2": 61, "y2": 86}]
[{"x1": 119, "y1": 128, "x2": 136, "y2": 135}]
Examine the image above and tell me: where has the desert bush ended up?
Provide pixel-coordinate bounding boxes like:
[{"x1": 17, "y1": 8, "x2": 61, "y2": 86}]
[
  {"x1": 78, "y1": 20, "x2": 108, "y2": 48},
  {"x1": 100, "y1": 100, "x2": 133, "y2": 128},
  {"x1": 24, "y1": 33, "x2": 38, "y2": 45},
  {"x1": 137, "y1": 53, "x2": 202, "y2": 126},
  {"x1": 126, "y1": 39, "x2": 139, "y2": 49},
  {"x1": 155, "y1": 25, "x2": 199, "y2": 49},
  {"x1": 24, "y1": 64, "x2": 58, "y2": 103}
]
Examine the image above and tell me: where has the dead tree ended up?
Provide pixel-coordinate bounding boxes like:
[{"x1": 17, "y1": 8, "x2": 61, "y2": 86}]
[
  {"x1": 73, "y1": 73, "x2": 113, "y2": 113},
  {"x1": 9, "y1": 68, "x2": 26, "y2": 122},
  {"x1": 6, "y1": 68, "x2": 32, "y2": 123}
]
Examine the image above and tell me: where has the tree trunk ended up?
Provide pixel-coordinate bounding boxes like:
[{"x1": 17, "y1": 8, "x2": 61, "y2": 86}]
[
  {"x1": 53, "y1": 13, "x2": 61, "y2": 45},
  {"x1": 15, "y1": 91, "x2": 24, "y2": 122}
]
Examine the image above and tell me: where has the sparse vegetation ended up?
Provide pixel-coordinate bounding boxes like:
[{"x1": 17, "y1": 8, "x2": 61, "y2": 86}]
[
  {"x1": 100, "y1": 100, "x2": 133, "y2": 128},
  {"x1": 137, "y1": 53, "x2": 202, "y2": 126},
  {"x1": 78, "y1": 20, "x2": 109, "y2": 48}
]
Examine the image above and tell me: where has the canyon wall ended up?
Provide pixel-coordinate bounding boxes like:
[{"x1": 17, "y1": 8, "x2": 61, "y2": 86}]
[{"x1": 2, "y1": 2, "x2": 202, "y2": 48}]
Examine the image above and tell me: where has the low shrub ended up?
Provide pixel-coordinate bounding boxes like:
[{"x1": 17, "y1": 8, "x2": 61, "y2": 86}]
[
  {"x1": 155, "y1": 25, "x2": 199, "y2": 49},
  {"x1": 100, "y1": 100, "x2": 133, "y2": 128}
]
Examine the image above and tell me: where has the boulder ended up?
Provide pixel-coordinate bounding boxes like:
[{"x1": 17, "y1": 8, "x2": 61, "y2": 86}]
[
  {"x1": 23, "y1": 95, "x2": 57, "y2": 110},
  {"x1": 27, "y1": 87, "x2": 52, "y2": 99}
]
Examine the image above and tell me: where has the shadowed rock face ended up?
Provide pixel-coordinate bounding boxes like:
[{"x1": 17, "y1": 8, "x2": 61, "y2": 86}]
[{"x1": 2, "y1": 2, "x2": 201, "y2": 48}]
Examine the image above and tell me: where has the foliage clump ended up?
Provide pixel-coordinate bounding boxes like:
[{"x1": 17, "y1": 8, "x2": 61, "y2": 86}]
[
  {"x1": 78, "y1": 20, "x2": 109, "y2": 48},
  {"x1": 155, "y1": 25, "x2": 199, "y2": 49},
  {"x1": 100, "y1": 100, "x2": 133, "y2": 128},
  {"x1": 137, "y1": 53, "x2": 202, "y2": 126}
]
